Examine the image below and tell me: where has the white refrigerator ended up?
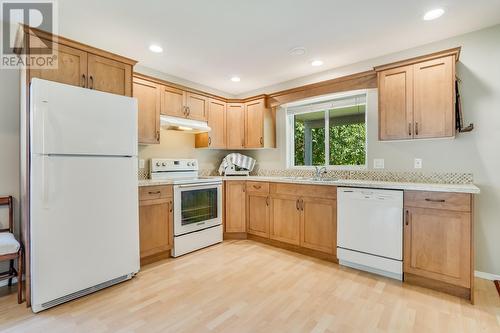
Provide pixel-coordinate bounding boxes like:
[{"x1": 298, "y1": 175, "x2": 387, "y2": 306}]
[{"x1": 29, "y1": 79, "x2": 140, "y2": 313}]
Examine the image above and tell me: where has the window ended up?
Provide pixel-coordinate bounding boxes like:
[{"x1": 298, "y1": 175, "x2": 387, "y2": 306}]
[{"x1": 287, "y1": 93, "x2": 367, "y2": 168}]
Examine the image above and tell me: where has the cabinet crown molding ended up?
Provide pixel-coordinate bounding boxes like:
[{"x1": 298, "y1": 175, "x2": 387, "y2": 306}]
[{"x1": 373, "y1": 47, "x2": 461, "y2": 72}]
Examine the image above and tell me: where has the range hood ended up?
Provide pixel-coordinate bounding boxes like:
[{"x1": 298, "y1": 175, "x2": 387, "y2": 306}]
[{"x1": 160, "y1": 115, "x2": 211, "y2": 133}]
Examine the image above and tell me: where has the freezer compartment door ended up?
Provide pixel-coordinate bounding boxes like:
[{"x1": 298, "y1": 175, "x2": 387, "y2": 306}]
[
  {"x1": 337, "y1": 187, "x2": 403, "y2": 260},
  {"x1": 30, "y1": 78, "x2": 137, "y2": 156},
  {"x1": 30, "y1": 154, "x2": 139, "y2": 307}
]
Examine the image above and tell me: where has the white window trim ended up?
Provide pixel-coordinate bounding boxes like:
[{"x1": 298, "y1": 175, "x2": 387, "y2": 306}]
[{"x1": 285, "y1": 90, "x2": 369, "y2": 170}]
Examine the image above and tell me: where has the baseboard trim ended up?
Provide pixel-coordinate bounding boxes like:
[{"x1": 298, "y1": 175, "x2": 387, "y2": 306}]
[{"x1": 474, "y1": 270, "x2": 500, "y2": 281}]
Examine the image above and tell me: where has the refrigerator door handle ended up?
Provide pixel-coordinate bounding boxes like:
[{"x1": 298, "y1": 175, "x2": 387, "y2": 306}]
[{"x1": 42, "y1": 156, "x2": 50, "y2": 209}]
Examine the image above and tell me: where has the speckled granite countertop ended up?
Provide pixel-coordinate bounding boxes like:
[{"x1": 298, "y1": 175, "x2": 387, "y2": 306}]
[{"x1": 138, "y1": 176, "x2": 479, "y2": 194}]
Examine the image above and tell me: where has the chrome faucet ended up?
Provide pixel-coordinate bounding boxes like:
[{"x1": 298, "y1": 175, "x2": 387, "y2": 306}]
[{"x1": 314, "y1": 166, "x2": 327, "y2": 179}]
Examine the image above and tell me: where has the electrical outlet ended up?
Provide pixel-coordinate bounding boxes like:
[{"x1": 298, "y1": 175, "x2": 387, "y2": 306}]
[
  {"x1": 414, "y1": 158, "x2": 423, "y2": 169},
  {"x1": 139, "y1": 159, "x2": 145, "y2": 169},
  {"x1": 373, "y1": 158, "x2": 385, "y2": 169}
]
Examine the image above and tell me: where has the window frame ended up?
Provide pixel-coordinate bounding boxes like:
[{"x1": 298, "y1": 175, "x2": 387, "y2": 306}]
[{"x1": 285, "y1": 90, "x2": 369, "y2": 170}]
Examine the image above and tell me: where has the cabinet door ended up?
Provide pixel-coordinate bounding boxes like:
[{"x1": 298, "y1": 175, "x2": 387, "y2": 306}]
[
  {"x1": 413, "y1": 56, "x2": 455, "y2": 138},
  {"x1": 245, "y1": 99, "x2": 264, "y2": 148},
  {"x1": 270, "y1": 195, "x2": 301, "y2": 245},
  {"x1": 226, "y1": 103, "x2": 245, "y2": 149},
  {"x1": 247, "y1": 194, "x2": 270, "y2": 238},
  {"x1": 404, "y1": 207, "x2": 471, "y2": 288},
  {"x1": 225, "y1": 181, "x2": 246, "y2": 233},
  {"x1": 185, "y1": 92, "x2": 208, "y2": 121},
  {"x1": 87, "y1": 54, "x2": 132, "y2": 96},
  {"x1": 300, "y1": 197, "x2": 336, "y2": 254},
  {"x1": 139, "y1": 198, "x2": 173, "y2": 259},
  {"x1": 378, "y1": 65, "x2": 413, "y2": 140},
  {"x1": 29, "y1": 36, "x2": 87, "y2": 88},
  {"x1": 133, "y1": 77, "x2": 160, "y2": 144},
  {"x1": 207, "y1": 99, "x2": 226, "y2": 148},
  {"x1": 161, "y1": 86, "x2": 185, "y2": 117}
]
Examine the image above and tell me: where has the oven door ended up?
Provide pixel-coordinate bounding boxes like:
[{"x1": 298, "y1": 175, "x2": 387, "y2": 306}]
[{"x1": 173, "y1": 182, "x2": 222, "y2": 236}]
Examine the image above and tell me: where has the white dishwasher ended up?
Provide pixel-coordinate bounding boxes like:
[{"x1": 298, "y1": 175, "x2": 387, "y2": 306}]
[{"x1": 337, "y1": 187, "x2": 403, "y2": 280}]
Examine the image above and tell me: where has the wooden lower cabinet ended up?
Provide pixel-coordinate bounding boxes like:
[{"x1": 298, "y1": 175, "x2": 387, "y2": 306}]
[
  {"x1": 270, "y1": 194, "x2": 301, "y2": 245},
  {"x1": 139, "y1": 186, "x2": 173, "y2": 265},
  {"x1": 224, "y1": 181, "x2": 246, "y2": 234},
  {"x1": 300, "y1": 197, "x2": 336, "y2": 254},
  {"x1": 404, "y1": 191, "x2": 473, "y2": 301},
  {"x1": 247, "y1": 193, "x2": 270, "y2": 238}
]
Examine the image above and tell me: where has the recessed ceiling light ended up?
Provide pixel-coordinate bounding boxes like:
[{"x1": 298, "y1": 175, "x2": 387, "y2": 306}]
[
  {"x1": 289, "y1": 47, "x2": 306, "y2": 56},
  {"x1": 149, "y1": 44, "x2": 163, "y2": 53},
  {"x1": 311, "y1": 60, "x2": 324, "y2": 67},
  {"x1": 423, "y1": 8, "x2": 445, "y2": 21},
  {"x1": 230, "y1": 76, "x2": 241, "y2": 82}
]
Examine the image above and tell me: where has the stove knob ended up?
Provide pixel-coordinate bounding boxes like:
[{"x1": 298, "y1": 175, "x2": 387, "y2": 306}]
[
  {"x1": 162, "y1": 162, "x2": 167, "y2": 166},
  {"x1": 187, "y1": 162, "x2": 192, "y2": 166},
  {"x1": 155, "y1": 162, "x2": 160, "y2": 167}
]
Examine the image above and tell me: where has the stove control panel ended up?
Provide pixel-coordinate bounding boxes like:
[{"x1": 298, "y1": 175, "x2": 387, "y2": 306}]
[{"x1": 150, "y1": 159, "x2": 198, "y2": 172}]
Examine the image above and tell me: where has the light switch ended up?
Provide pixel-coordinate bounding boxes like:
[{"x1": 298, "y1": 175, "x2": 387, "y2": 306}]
[
  {"x1": 414, "y1": 158, "x2": 423, "y2": 169},
  {"x1": 373, "y1": 158, "x2": 385, "y2": 169},
  {"x1": 139, "y1": 159, "x2": 145, "y2": 169}
]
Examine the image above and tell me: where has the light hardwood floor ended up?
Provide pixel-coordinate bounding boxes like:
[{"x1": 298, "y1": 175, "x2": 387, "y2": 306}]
[{"x1": 1, "y1": 240, "x2": 499, "y2": 333}]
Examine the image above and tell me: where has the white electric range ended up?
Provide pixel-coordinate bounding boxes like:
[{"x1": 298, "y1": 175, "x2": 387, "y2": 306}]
[{"x1": 150, "y1": 158, "x2": 223, "y2": 257}]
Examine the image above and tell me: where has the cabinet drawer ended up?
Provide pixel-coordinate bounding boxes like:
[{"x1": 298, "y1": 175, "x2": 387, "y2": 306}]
[
  {"x1": 246, "y1": 181, "x2": 269, "y2": 194},
  {"x1": 404, "y1": 191, "x2": 471, "y2": 212},
  {"x1": 270, "y1": 183, "x2": 336, "y2": 199},
  {"x1": 139, "y1": 185, "x2": 172, "y2": 201}
]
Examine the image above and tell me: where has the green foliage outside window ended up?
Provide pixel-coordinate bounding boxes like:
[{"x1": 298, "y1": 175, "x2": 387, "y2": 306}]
[{"x1": 294, "y1": 114, "x2": 366, "y2": 166}]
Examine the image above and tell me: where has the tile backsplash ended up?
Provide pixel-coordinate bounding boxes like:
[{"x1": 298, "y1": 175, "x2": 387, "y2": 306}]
[{"x1": 140, "y1": 167, "x2": 473, "y2": 184}]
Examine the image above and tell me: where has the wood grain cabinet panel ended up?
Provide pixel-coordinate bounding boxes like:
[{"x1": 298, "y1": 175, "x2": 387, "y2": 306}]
[
  {"x1": 300, "y1": 198, "x2": 336, "y2": 254},
  {"x1": 195, "y1": 99, "x2": 226, "y2": 148},
  {"x1": 87, "y1": 54, "x2": 132, "y2": 96},
  {"x1": 413, "y1": 56, "x2": 455, "y2": 139},
  {"x1": 133, "y1": 77, "x2": 160, "y2": 144},
  {"x1": 404, "y1": 207, "x2": 471, "y2": 288},
  {"x1": 245, "y1": 99, "x2": 265, "y2": 148},
  {"x1": 185, "y1": 92, "x2": 208, "y2": 121},
  {"x1": 247, "y1": 194, "x2": 270, "y2": 238},
  {"x1": 270, "y1": 195, "x2": 301, "y2": 245},
  {"x1": 226, "y1": 103, "x2": 246, "y2": 149},
  {"x1": 378, "y1": 66, "x2": 413, "y2": 140},
  {"x1": 225, "y1": 181, "x2": 246, "y2": 233},
  {"x1": 139, "y1": 198, "x2": 172, "y2": 259},
  {"x1": 161, "y1": 86, "x2": 185, "y2": 117},
  {"x1": 29, "y1": 37, "x2": 88, "y2": 88}
]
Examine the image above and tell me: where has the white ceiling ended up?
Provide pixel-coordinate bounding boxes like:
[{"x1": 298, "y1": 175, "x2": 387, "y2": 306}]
[{"x1": 57, "y1": 0, "x2": 500, "y2": 96}]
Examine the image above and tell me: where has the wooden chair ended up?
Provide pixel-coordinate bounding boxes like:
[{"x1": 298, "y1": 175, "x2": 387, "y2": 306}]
[{"x1": 0, "y1": 196, "x2": 23, "y2": 303}]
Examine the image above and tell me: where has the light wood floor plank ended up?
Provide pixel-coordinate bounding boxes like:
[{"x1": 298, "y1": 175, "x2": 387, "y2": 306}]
[{"x1": 0, "y1": 240, "x2": 499, "y2": 333}]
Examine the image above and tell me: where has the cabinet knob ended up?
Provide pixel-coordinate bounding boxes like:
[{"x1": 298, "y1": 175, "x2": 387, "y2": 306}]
[
  {"x1": 260, "y1": 137, "x2": 263, "y2": 145},
  {"x1": 408, "y1": 123, "x2": 412, "y2": 136},
  {"x1": 208, "y1": 137, "x2": 211, "y2": 146},
  {"x1": 266, "y1": 196, "x2": 270, "y2": 206},
  {"x1": 81, "y1": 74, "x2": 86, "y2": 88},
  {"x1": 169, "y1": 200, "x2": 173, "y2": 213},
  {"x1": 415, "y1": 122, "x2": 419, "y2": 136},
  {"x1": 89, "y1": 75, "x2": 94, "y2": 89},
  {"x1": 296, "y1": 199, "x2": 299, "y2": 210},
  {"x1": 405, "y1": 210, "x2": 410, "y2": 226}
]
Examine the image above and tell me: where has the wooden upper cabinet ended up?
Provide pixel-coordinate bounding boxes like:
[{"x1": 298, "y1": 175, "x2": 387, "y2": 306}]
[
  {"x1": 161, "y1": 86, "x2": 185, "y2": 117},
  {"x1": 300, "y1": 197, "x2": 336, "y2": 254},
  {"x1": 378, "y1": 66, "x2": 413, "y2": 140},
  {"x1": 29, "y1": 36, "x2": 87, "y2": 88},
  {"x1": 376, "y1": 48, "x2": 459, "y2": 141},
  {"x1": 404, "y1": 206, "x2": 471, "y2": 288},
  {"x1": 25, "y1": 28, "x2": 136, "y2": 97},
  {"x1": 413, "y1": 56, "x2": 455, "y2": 138},
  {"x1": 225, "y1": 181, "x2": 246, "y2": 233},
  {"x1": 185, "y1": 92, "x2": 208, "y2": 121},
  {"x1": 195, "y1": 99, "x2": 226, "y2": 148},
  {"x1": 87, "y1": 54, "x2": 132, "y2": 96},
  {"x1": 133, "y1": 77, "x2": 160, "y2": 144},
  {"x1": 226, "y1": 103, "x2": 245, "y2": 149},
  {"x1": 245, "y1": 99, "x2": 265, "y2": 148}
]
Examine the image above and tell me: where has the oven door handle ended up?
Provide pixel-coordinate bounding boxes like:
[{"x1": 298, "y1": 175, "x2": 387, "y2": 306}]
[{"x1": 176, "y1": 182, "x2": 222, "y2": 188}]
